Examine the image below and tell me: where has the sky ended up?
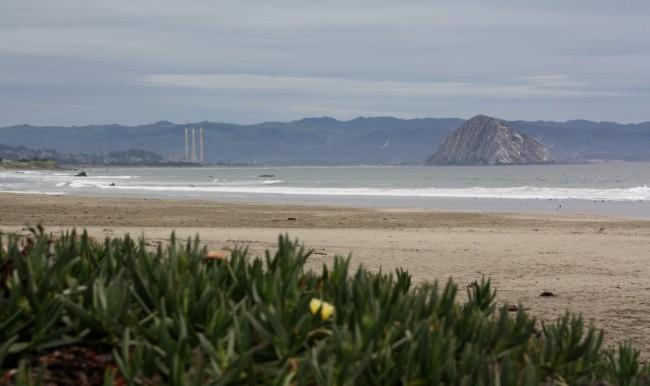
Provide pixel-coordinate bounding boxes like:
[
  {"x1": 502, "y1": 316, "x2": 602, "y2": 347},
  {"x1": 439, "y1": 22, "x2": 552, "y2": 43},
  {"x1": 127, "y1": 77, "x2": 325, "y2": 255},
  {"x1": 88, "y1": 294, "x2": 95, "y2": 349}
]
[{"x1": 1, "y1": 0, "x2": 650, "y2": 126}]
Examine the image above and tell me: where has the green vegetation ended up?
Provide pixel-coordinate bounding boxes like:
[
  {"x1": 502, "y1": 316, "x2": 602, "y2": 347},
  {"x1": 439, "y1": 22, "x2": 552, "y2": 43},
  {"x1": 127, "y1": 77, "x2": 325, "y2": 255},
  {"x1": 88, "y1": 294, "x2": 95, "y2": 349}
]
[
  {"x1": 0, "y1": 227, "x2": 648, "y2": 385},
  {"x1": 0, "y1": 143, "x2": 167, "y2": 167}
]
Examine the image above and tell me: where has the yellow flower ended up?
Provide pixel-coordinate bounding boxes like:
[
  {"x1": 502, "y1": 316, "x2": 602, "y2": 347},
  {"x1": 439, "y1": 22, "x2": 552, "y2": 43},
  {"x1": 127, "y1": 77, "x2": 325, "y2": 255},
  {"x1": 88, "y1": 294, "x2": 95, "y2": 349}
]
[{"x1": 309, "y1": 298, "x2": 335, "y2": 320}]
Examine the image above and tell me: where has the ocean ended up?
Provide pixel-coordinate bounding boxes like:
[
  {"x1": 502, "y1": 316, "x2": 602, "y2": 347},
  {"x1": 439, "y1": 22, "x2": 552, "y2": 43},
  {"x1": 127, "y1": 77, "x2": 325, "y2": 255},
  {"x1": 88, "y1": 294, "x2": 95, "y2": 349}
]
[{"x1": 2, "y1": 163, "x2": 650, "y2": 218}]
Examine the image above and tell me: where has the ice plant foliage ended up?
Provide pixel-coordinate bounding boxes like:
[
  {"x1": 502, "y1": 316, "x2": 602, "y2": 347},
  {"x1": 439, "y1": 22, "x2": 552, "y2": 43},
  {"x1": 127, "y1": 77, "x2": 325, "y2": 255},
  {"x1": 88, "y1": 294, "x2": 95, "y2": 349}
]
[{"x1": 0, "y1": 226, "x2": 648, "y2": 385}]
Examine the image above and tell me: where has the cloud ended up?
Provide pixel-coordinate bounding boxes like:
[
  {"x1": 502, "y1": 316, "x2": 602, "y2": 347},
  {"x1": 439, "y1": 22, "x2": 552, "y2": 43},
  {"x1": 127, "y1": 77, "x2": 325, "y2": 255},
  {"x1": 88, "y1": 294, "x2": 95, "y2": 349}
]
[
  {"x1": 519, "y1": 74, "x2": 584, "y2": 88},
  {"x1": 139, "y1": 73, "x2": 621, "y2": 99},
  {"x1": 285, "y1": 105, "x2": 407, "y2": 119},
  {"x1": 1, "y1": 0, "x2": 649, "y2": 125}
]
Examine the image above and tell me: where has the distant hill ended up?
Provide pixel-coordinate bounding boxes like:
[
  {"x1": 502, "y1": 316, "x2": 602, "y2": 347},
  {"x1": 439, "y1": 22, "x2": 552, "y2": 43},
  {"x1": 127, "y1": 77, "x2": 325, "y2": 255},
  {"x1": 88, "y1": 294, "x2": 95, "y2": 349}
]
[
  {"x1": 426, "y1": 115, "x2": 554, "y2": 165},
  {"x1": 1, "y1": 116, "x2": 649, "y2": 164}
]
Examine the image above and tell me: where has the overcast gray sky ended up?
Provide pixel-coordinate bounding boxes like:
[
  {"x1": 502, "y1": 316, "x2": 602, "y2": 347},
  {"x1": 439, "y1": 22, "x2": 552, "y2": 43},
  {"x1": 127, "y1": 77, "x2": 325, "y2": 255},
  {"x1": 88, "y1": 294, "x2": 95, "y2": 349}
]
[{"x1": 2, "y1": 0, "x2": 649, "y2": 126}]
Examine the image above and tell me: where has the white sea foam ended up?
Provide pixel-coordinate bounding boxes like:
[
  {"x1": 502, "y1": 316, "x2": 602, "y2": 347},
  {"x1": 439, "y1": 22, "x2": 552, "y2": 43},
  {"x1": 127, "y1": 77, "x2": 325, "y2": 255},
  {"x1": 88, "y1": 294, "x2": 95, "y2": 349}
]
[
  {"x1": 68, "y1": 181, "x2": 112, "y2": 188},
  {"x1": 209, "y1": 179, "x2": 284, "y2": 186},
  {"x1": 95, "y1": 184, "x2": 650, "y2": 201},
  {"x1": 85, "y1": 175, "x2": 139, "y2": 179}
]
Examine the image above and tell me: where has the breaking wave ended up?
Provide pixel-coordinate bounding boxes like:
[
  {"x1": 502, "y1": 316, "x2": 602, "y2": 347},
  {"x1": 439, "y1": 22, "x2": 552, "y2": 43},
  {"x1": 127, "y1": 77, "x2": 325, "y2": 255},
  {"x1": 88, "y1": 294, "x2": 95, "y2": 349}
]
[{"x1": 84, "y1": 184, "x2": 650, "y2": 201}]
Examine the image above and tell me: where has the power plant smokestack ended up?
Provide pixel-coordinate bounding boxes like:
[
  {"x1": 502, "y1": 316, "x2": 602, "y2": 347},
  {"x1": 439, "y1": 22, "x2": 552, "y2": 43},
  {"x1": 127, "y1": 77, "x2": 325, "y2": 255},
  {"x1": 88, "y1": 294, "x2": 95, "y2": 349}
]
[
  {"x1": 184, "y1": 128, "x2": 189, "y2": 161},
  {"x1": 199, "y1": 127, "x2": 205, "y2": 162},
  {"x1": 191, "y1": 128, "x2": 197, "y2": 161}
]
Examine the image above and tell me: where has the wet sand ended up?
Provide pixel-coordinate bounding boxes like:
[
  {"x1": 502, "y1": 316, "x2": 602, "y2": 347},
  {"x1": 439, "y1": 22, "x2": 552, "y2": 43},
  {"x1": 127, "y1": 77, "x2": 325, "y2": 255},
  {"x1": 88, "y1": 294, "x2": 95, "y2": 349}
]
[{"x1": 1, "y1": 192, "x2": 650, "y2": 355}]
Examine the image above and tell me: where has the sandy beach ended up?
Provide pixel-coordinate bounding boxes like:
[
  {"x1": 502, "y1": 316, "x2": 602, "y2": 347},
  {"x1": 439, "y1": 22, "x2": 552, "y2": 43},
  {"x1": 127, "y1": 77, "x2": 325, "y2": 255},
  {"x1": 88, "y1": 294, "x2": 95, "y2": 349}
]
[{"x1": 1, "y1": 192, "x2": 649, "y2": 355}]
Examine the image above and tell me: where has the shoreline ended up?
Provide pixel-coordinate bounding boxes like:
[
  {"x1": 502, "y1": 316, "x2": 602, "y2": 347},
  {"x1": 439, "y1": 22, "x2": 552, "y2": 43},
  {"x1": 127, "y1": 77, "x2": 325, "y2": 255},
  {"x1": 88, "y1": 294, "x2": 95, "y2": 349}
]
[
  {"x1": 1, "y1": 191, "x2": 647, "y2": 228},
  {"x1": 3, "y1": 189, "x2": 650, "y2": 220},
  {"x1": 1, "y1": 192, "x2": 650, "y2": 356}
]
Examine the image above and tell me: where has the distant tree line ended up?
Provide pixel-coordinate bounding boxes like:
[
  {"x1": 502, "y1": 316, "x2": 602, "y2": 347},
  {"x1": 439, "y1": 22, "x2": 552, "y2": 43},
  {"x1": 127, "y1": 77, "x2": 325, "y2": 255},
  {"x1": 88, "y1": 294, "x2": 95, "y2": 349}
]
[{"x1": 0, "y1": 144, "x2": 165, "y2": 166}]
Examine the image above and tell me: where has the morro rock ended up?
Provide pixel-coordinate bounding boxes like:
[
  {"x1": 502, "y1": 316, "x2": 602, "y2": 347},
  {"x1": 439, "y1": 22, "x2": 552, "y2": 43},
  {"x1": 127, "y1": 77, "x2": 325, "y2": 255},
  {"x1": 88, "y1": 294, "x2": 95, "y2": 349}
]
[{"x1": 425, "y1": 115, "x2": 554, "y2": 165}]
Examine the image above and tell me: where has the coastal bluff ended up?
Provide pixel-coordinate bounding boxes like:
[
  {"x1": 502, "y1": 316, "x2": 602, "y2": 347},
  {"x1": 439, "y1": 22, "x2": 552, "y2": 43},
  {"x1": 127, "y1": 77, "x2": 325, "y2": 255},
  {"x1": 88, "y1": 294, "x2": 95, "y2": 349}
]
[{"x1": 425, "y1": 115, "x2": 554, "y2": 165}]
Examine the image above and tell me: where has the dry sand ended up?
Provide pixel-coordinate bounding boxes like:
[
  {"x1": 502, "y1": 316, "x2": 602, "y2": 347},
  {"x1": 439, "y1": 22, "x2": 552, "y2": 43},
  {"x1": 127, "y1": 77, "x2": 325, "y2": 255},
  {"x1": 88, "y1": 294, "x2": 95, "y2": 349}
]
[{"x1": 1, "y1": 192, "x2": 649, "y2": 355}]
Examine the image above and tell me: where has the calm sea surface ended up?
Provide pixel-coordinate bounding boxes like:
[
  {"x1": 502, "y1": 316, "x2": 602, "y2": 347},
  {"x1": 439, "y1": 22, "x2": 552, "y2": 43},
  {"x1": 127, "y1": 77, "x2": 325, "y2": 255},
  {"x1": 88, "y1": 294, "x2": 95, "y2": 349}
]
[{"x1": 3, "y1": 163, "x2": 650, "y2": 218}]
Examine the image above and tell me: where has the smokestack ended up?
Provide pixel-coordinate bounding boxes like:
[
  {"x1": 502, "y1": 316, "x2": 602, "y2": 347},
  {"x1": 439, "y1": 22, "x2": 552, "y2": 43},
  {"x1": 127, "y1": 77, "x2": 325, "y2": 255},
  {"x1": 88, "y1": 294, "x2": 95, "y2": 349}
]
[
  {"x1": 199, "y1": 127, "x2": 205, "y2": 162},
  {"x1": 184, "y1": 128, "x2": 189, "y2": 161},
  {"x1": 191, "y1": 128, "x2": 197, "y2": 161}
]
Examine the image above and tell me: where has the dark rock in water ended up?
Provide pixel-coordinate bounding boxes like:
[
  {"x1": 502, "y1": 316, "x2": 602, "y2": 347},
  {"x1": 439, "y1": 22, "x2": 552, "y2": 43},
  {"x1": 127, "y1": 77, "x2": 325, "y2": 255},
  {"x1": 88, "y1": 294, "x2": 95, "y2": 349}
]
[
  {"x1": 258, "y1": 174, "x2": 275, "y2": 178},
  {"x1": 75, "y1": 171, "x2": 87, "y2": 177},
  {"x1": 425, "y1": 115, "x2": 554, "y2": 165},
  {"x1": 109, "y1": 183, "x2": 116, "y2": 186},
  {"x1": 540, "y1": 291, "x2": 556, "y2": 297}
]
